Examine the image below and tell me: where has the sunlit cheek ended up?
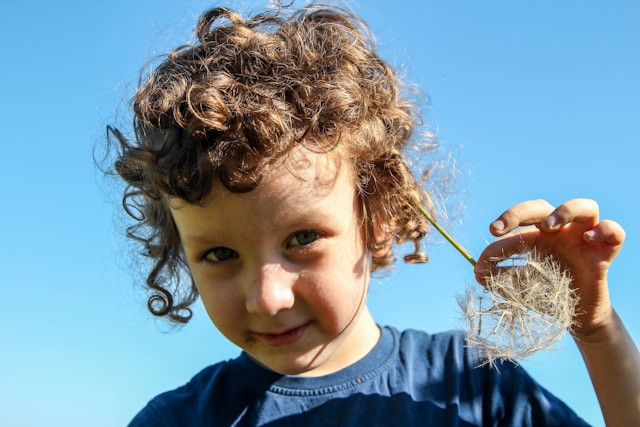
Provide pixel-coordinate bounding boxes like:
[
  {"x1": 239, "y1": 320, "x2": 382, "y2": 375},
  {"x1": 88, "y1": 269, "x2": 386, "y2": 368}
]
[
  {"x1": 345, "y1": 218, "x2": 370, "y2": 267},
  {"x1": 312, "y1": 263, "x2": 367, "y2": 322}
]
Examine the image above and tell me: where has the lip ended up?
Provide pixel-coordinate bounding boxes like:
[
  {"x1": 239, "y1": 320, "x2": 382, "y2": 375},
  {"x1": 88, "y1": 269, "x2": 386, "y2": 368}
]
[{"x1": 254, "y1": 322, "x2": 311, "y2": 347}]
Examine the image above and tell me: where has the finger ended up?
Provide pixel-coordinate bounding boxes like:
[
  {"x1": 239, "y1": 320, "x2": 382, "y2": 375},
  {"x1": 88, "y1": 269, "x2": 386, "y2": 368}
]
[
  {"x1": 483, "y1": 227, "x2": 540, "y2": 259},
  {"x1": 540, "y1": 198, "x2": 599, "y2": 232},
  {"x1": 474, "y1": 226, "x2": 540, "y2": 283},
  {"x1": 583, "y1": 219, "x2": 626, "y2": 246},
  {"x1": 490, "y1": 199, "x2": 554, "y2": 236}
]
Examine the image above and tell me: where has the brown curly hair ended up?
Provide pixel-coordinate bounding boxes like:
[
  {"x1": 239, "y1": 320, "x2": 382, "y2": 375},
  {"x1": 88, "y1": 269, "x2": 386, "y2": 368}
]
[{"x1": 108, "y1": 2, "x2": 433, "y2": 323}]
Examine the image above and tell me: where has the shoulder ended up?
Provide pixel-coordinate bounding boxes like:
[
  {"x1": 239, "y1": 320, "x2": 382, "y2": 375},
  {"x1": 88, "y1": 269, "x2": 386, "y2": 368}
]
[
  {"x1": 127, "y1": 359, "x2": 248, "y2": 427},
  {"x1": 386, "y1": 327, "x2": 589, "y2": 426},
  {"x1": 386, "y1": 327, "x2": 484, "y2": 391},
  {"x1": 395, "y1": 327, "x2": 466, "y2": 349},
  {"x1": 393, "y1": 327, "x2": 479, "y2": 371}
]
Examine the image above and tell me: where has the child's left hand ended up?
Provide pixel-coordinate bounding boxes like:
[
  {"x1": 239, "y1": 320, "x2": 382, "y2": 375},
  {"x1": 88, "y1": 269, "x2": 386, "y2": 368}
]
[{"x1": 474, "y1": 198, "x2": 625, "y2": 338}]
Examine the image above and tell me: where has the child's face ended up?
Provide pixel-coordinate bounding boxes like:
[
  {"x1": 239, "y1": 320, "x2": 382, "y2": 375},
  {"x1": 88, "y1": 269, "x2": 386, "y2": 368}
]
[{"x1": 170, "y1": 151, "x2": 381, "y2": 376}]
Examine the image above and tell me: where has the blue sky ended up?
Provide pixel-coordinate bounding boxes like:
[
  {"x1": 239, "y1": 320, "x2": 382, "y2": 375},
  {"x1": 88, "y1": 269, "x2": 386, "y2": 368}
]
[{"x1": 1, "y1": 1, "x2": 638, "y2": 425}]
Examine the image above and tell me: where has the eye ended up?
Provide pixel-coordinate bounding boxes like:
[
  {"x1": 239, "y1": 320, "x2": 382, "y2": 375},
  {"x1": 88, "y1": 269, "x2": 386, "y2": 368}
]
[
  {"x1": 288, "y1": 230, "x2": 320, "y2": 248},
  {"x1": 204, "y1": 247, "x2": 238, "y2": 262}
]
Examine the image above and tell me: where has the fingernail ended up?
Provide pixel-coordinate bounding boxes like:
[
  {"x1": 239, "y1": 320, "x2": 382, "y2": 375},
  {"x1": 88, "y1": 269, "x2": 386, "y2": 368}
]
[
  {"x1": 491, "y1": 220, "x2": 505, "y2": 232},
  {"x1": 584, "y1": 230, "x2": 596, "y2": 241}
]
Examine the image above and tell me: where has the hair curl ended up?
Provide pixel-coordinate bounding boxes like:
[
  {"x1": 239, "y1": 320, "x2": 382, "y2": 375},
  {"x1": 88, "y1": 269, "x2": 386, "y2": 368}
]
[{"x1": 108, "y1": 2, "x2": 434, "y2": 323}]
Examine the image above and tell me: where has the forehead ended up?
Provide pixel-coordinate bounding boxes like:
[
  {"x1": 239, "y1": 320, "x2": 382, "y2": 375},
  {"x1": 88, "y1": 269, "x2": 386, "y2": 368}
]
[
  {"x1": 170, "y1": 148, "x2": 355, "y2": 212},
  {"x1": 167, "y1": 148, "x2": 366, "y2": 254},
  {"x1": 270, "y1": 148, "x2": 345, "y2": 187}
]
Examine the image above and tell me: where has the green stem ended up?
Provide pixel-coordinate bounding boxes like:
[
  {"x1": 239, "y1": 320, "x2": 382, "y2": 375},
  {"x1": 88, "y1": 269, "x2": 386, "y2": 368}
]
[{"x1": 416, "y1": 204, "x2": 477, "y2": 267}]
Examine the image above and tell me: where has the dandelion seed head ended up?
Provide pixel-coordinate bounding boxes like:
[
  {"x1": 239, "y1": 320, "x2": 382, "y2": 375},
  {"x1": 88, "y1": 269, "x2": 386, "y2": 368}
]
[{"x1": 460, "y1": 249, "x2": 579, "y2": 368}]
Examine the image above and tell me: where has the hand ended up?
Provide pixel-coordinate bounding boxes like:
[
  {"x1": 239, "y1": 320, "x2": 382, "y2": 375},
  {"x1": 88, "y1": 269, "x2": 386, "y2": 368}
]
[{"x1": 474, "y1": 198, "x2": 625, "y2": 337}]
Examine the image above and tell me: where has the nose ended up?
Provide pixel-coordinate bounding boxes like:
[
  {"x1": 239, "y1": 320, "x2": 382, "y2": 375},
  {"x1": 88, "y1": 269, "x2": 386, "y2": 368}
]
[{"x1": 245, "y1": 262, "x2": 295, "y2": 316}]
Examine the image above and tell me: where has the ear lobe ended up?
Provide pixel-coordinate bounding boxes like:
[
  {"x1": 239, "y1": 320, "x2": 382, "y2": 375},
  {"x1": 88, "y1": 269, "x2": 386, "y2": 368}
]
[
  {"x1": 371, "y1": 222, "x2": 392, "y2": 258},
  {"x1": 372, "y1": 244, "x2": 390, "y2": 258}
]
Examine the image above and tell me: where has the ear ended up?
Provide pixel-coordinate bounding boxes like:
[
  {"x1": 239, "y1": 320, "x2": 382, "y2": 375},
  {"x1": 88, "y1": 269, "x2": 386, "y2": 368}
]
[
  {"x1": 355, "y1": 187, "x2": 391, "y2": 258},
  {"x1": 371, "y1": 221, "x2": 392, "y2": 258}
]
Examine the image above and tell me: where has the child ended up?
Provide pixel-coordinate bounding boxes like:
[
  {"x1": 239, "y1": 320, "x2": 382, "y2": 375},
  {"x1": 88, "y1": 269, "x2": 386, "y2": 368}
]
[{"x1": 109, "y1": 3, "x2": 639, "y2": 425}]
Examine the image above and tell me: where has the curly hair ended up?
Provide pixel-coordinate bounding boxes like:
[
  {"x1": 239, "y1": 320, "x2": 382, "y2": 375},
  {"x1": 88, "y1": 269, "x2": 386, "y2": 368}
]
[{"x1": 109, "y1": 2, "x2": 433, "y2": 323}]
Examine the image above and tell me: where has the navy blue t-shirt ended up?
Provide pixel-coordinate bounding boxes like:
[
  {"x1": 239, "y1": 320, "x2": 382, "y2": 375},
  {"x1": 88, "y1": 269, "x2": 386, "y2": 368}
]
[{"x1": 129, "y1": 326, "x2": 589, "y2": 426}]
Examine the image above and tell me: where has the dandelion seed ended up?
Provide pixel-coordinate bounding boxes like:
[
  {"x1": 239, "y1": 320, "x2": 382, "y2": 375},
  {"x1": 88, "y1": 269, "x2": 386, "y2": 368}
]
[
  {"x1": 460, "y1": 250, "x2": 578, "y2": 368},
  {"x1": 416, "y1": 204, "x2": 579, "y2": 368}
]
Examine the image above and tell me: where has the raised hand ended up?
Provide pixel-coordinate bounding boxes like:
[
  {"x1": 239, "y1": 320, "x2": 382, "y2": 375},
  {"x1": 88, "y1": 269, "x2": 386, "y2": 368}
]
[{"x1": 474, "y1": 198, "x2": 625, "y2": 337}]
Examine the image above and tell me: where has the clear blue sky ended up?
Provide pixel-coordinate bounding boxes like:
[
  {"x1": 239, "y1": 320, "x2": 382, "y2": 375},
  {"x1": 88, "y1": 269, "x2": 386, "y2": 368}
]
[{"x1": 2, "y1": 1, "x2": 638, "y2": 425}]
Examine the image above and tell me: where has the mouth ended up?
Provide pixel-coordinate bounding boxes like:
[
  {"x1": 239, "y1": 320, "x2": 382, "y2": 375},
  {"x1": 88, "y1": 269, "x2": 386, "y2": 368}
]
[{"x1": 254, "y1": 322, "x2": 312, "y2": 347}]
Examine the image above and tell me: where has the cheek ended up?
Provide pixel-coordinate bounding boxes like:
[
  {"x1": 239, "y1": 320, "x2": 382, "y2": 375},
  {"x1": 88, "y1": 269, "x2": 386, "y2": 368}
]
[
  {"x1": 195, "y1": 279, "x2": 244, "y2": 333},
  {"x1": 302, "y1": 250, "x2": 370, "y2": 324}
]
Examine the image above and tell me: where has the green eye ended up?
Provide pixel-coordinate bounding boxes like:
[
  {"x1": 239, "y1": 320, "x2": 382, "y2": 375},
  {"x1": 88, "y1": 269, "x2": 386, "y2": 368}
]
[
  {"x1": 205, "y1": 247, "x2": 238, "y2": 262},
  {"x1": 289, "y1": 230, "x2": 319, "y2": 247}
]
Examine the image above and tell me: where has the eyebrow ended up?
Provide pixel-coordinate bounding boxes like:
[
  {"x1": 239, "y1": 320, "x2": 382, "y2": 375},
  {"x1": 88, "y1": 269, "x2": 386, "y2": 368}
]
[{"x1": 177, "y1": 235, "x2": 234, "y2": 256}]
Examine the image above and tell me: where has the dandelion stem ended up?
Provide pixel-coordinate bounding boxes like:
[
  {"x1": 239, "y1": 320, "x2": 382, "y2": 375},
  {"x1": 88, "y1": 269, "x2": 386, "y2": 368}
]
[{"x1": 416, "y1": 204, "x2": 477, "y2": 266}]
